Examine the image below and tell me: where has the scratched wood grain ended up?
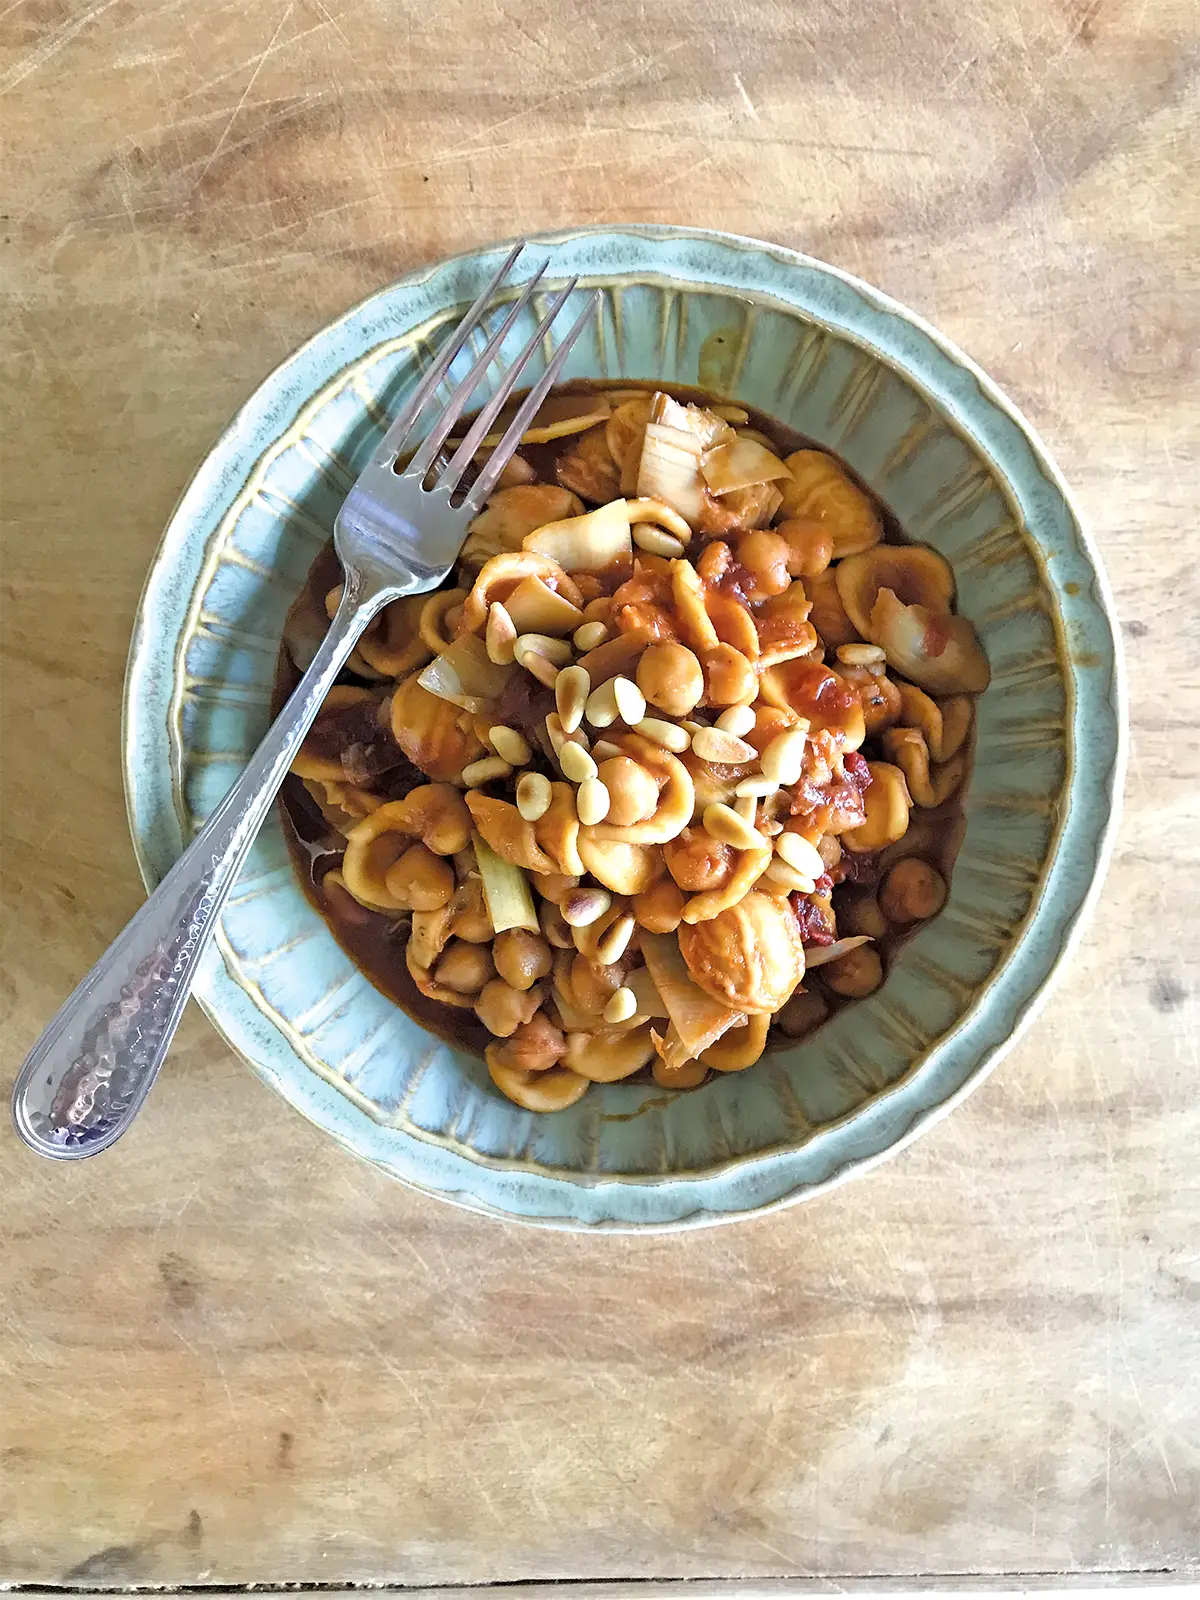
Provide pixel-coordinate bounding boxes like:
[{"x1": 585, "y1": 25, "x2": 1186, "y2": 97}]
[{"x1": 1, "y1": 0, "x2": 1198, "y2": 1586}]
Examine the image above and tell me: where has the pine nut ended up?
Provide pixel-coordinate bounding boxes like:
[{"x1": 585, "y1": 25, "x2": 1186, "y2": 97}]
[
  {"x1": 524, "y1": 652, "x2": 560, "y2": 688},
  {"x1": 486, "y1": 602, "x2": 517, "y2": 665},
  {"x1": 561, "y1": 887, "x2": 612, "y2": 927},
  {"x1": 715, "y1": 703, "x2": 756, "y2": 737},
  {"x1": 837, "y1": 642, "x2": 887, "y2": 667},
  {"x1": 734, "y1": 793, "x2": 758, "y2": 825},
  {"x1": 633, "y1": 523, "x2": 685, "y2": 559},
  {"x1": 560, "y1": 741, "x2": 598, "y2": 783},
  {"x1": 692, "y1": 726, "x2": 757, "y2": 764},
  {"x1": 612, "y1": 676, "x2": 646, "y2": 726},
  {"x1": 603, "y1": 986, "x2": 637, "y2": 1024},
  {"x1": 516, "y1": 771, "x2": 553, "y2": 822},
  {"x1": 489, "y1": 726, "x2": 530, "y2": 766},
  {"x1": 734, "y1": 775, "x2": 780, "y2": 798},
  {"x1": 546, "y1": 715, "x2": 590, "y2": 761},
  {"x1": 573, "y1": 620, "x2": 609, "y2": 651},
  {"x1": 514, "y1": 632, "x2": 573, "y2": 666},
  {"x1": 761, "y1": 726, "x2": 808, "y2": 785},
  {"x1": 703, "y1": 802, "x2": 764, "y2": 851},
  {"x1": 776, "y1": 831, "x2": 827, "y2": 880},
  {"x1": 576, "y1": 776, "x2": 611, "y2": 825},
  {"x1": 585, "y1": 678, "x2": 620, "y2": 728},
  {"x1": 555, "y1": 664, "x2": 590, "y2": 734},
  {"x1": 462, "y1": 756, "x2": 513, "y2": 787},
  {"x1": 545, "y1": 712, "x2": 567, "y2": 755},
  {"x1": 595, "y1": 912, "x2": 636, "y2": 965},
  {"x1": 765, "y1": 856, "x2": 815, "y2": 894},
  {"x1": 634, "y1": 716, "x2": 691, "y2": 753},
  {"x1": 591, "y1": 738, "x2": 623, "y2": 762}
]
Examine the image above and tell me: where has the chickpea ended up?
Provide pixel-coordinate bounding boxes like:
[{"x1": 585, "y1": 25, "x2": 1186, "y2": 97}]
[
  {"x1": 880, "y1": 858, "x2": 947, "y2": 924},
  {"x1": 384, "y1": 843, "x2": 454, "y2": 911},
  {"x1": 636, "y1": 641, "x2": 704, "y2": 718},
  {"x1": 776, "y1": 518, "x2": 834, "y2": 577},
  {"x1": 475, "y1": 977, "x2": 542, "y2": 1038},
  {"x1": 493, "y1": 928, "x2": 553, "y2": 991},
  {"x1": 841, "y1": 762, "x2": 911, "y2": 853},
  {"x1": 700, "y1": 643, "x2": 756, "y2": 707},
  {"x1": 434, "y1": 939, "x2": 495, "y2": 995},
  {"x1": 736, "y1": 530, "x2": 791, "y2": 600},
  {"x1": 824, "y1": 944, "x2": 884, "y2": 998},
  {"x1": 837, "y1": 891, "x2": 888, "y2": 941},
  {"x1": 570, "y1": 952, "x2": 623, "y2": 1015},
  {"x1": 663, "y1": 827, "x2": 734, "y2": 893},
  {"x1": 597, "y1": 756, "x2": 660, "y2": 826},
  {"x1": 632, "y1": 875, "x2": 685, "y2": 932},
  {"x1": 496, "y1": 1011, "x2": 567, "y2": 1073},
  {"x1": 776, "y1": 987, "x2": 830, "y2": 1037}
]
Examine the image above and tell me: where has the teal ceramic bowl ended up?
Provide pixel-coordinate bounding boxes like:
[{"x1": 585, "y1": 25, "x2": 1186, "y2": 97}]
[{"x1": 124, "y1": 226, "x2": 1124, "y2": 1229}]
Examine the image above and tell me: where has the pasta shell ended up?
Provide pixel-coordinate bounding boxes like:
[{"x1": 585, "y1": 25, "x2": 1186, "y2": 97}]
[
  {"x1": 869, "y1": 589, "x2": 990, "y2": 695},
  {"x1": 460, "y1": 486, "x2": 583, "y2": 568},
  {"x1": 389, "y1": 672, "x2": 485, "y2": 782},
  {"x1": 591, "y1": 733, "x2": 694, "y2": 847},
  {"x1": 881, "y1": 726, "x2": 968, "y2": 808},
  {"x1": 777, "y1": 450, "x2": 882, "y2": 557},
  {"x1": 357, "y1": 593, "x2": 432, "y2": 677},
  {"x1": 460, "y1": 551, "x2": 584, "y2": 634},
  {"x1": 700, "y1": 1013, "x2": 769, "y2": 1071},
  {"x1": 836, "y1": 545, "x2": 956, "y2": 640},
  {"x1": 556, "y1": 423, "x2": 622, "y2": 504},
  {"x1": 679, "y1": 892, "x2": 805, "y2": 1013},
  {"x1": 465, "y1": 793, "x2": 557, "y2": 874},
  {"x1": 577, "y1": 832, "x2": 665, "y2": 896},
  {"x1": 896, "y1": 683, "x2": 973, "y2": 762}
]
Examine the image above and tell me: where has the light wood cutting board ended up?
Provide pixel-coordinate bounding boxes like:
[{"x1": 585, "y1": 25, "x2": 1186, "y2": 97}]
[{"x1": 1, "y1": 0, "x2": 1197, "y2": 1585}]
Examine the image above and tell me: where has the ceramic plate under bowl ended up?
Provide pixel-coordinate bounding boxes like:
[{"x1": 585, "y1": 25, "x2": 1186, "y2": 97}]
[{"x1": 124, "y1": 226, "x2": 1123, "y2": 1229}]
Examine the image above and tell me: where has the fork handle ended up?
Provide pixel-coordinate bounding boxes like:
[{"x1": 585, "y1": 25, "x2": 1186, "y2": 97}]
[{"x1": 11, "y1": 574, "x2": 387, "y2": 1160}]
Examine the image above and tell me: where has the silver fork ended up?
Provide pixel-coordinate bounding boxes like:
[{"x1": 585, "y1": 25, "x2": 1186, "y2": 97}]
[{"x1": 12, "y1": 243, "x2": 600, "y2": 1161}]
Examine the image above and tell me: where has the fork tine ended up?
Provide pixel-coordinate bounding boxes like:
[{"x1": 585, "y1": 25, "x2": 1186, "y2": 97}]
[
  {"x1": 461, "y1": 290, "x2": 603, "y2": 509},
  {"x1": 404, "y1": 260, "x2": 553, "y2": 480},
  {"x1": 437, "y1": 279, "x2": 579, "y2": 493},
  {"x1": 371, "y1": 239, "x2": 525, "y2": 468}
]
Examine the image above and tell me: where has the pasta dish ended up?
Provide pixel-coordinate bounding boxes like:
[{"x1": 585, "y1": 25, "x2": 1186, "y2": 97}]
[{"x1": 277, "y1": 384, "x2": 989, "y2": 1111}]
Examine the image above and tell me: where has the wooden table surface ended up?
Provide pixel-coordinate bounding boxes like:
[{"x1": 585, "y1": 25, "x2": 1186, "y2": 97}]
[{"x1": 2, "y1": 0, "x2": 1198, "y2": 1587}]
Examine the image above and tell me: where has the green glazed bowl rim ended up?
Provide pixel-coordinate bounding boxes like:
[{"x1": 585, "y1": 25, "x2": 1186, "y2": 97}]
[{"x1": 123, "y1": 224, "x2": 1126, "y2": 1230}]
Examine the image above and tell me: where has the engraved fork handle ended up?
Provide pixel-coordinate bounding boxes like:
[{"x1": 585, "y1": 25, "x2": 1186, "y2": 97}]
[{"x1": 11, "y1": 572, "x2": 388, "y2": 1160}]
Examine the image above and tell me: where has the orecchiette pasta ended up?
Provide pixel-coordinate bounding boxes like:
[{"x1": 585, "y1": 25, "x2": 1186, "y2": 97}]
[{"x1": 278, "y1": 384, "x2": 987, "y2": 1110}]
